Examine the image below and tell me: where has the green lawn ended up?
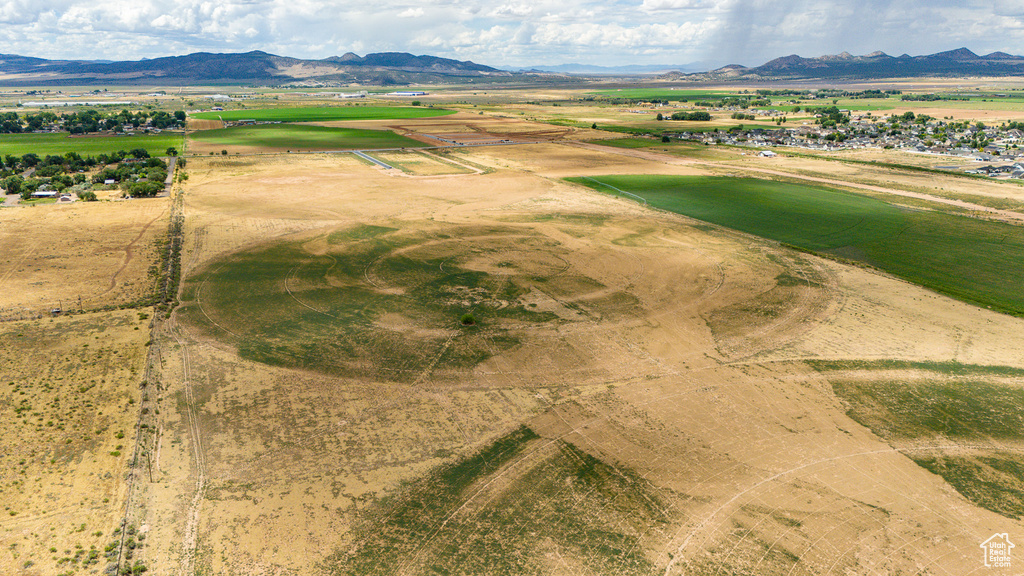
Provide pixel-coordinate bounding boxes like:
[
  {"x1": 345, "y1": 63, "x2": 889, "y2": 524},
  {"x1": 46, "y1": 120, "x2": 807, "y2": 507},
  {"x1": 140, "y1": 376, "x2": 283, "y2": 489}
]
[
  {"x1": 191, "y1": 106, "x2": 455, "y2": 122},
  {"x1": 568, "y1": 175, "x2": 1024, "y2": 316},
  {"x1": 0, "y1": 132, "x2": 183, "y2": 157},
  {"x1": 188, "y1": 124, "x2": 425, "y2": 151}
]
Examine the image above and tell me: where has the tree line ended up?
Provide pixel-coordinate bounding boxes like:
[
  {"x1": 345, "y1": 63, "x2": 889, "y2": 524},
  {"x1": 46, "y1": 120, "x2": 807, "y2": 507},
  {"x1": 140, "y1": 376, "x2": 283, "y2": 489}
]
[
  {"x1": 0, "y1": 109, "x2": 185, "y2": 134},
  {"x1": 1, "y1": 148, "x2": 179, "y2": 200}
]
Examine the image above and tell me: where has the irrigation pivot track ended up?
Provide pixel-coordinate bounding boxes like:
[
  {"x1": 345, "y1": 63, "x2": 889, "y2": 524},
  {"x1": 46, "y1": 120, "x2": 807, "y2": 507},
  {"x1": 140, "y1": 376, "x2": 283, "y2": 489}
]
[{"x1": 581, "y1": 176, "x2": 648, "y2": 206}]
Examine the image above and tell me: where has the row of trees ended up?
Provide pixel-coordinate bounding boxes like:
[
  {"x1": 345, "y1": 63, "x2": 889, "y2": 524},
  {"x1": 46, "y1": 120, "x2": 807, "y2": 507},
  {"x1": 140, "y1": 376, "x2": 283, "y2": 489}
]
[
  {"x1": 669, "y1": 111, "x2": 712, "y2": 121},
  {"x1": 1, "y1": 149, "x2": 179, "y2": 200},
  {"x1": 0, "y1": 148, "x2": 159, "y2": 176},
  {"x1": 0, "y1": 109, "x2": 186, "y2": 134}
]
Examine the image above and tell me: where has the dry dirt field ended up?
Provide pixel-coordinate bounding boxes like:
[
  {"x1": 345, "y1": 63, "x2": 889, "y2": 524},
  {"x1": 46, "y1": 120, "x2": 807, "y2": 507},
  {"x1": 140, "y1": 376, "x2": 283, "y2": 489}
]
[
  {"x1": 99, "y1": 140, "x2": 1024, "y2": 575},
  {"x1": 0, "y1": 199, "x2": 169, "y2": 315},
  {"x1": 4, "y1": 105, "x2": 1024, "y2": 576}
]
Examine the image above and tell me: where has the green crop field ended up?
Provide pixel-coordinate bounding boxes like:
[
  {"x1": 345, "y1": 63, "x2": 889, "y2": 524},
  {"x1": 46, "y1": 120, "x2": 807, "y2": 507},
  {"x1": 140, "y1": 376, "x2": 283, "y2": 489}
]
[
  {"x1": 568, "y1": 175, "x2": 1024, "y2": 316},
  {"x1": 187, "y1": 124, "x2": 426, "y2": 151},
  {"x1": 0, "y1": 132, "x2": 183, "y2": 157},
  {"x1": 191, "y1": 106, "x2": 455, "y2": 122}
]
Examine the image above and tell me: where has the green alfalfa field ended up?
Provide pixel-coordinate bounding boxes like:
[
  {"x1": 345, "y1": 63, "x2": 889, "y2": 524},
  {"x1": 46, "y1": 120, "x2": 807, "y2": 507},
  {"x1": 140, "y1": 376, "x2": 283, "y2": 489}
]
[
  {"x1": 0, "y1": 131, "x2": 183, "y2": 157},
  {"x1": 187, "y1": 123, "x2": 427, "y2": 152},
  {"x1": 190, "y1": 106, "x2": 455, "y2": 123}
]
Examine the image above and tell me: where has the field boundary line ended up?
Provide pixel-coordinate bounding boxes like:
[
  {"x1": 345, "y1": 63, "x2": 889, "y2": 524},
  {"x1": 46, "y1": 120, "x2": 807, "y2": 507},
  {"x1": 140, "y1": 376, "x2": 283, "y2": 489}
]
[{"x1": 580, "y1": 176, "x2": 648, "y2": 206}]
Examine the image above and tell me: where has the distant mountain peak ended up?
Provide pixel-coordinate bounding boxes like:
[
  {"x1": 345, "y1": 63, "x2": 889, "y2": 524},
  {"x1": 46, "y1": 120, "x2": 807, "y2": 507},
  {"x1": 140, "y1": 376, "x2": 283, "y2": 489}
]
[
  {"x1": 0, "y1": 50, "x2": 507, "y2": 85},
  {"x1": 723, "y1": 47, "x2": 1024, "y2": 79},
  {"x1": 931, "y1": 47, "x2": 979, "y2": 60}
]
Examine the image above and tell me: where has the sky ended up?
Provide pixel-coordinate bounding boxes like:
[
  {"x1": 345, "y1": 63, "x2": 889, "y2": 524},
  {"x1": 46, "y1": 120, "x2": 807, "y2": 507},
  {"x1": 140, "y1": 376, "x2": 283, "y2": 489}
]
[{"x1": 2, "y1": 0, "x2": 1024, "y2": 68}]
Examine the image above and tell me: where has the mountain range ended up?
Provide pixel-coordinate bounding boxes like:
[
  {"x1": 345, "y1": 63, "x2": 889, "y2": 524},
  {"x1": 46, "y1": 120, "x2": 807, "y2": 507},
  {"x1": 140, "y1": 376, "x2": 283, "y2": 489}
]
[
  {"x1": 0, "y1": 50, "x2": 506, "y2": 86},
  {"x1": 1, "y1": 48, "x2": 1023, "y2": 86},
  {"x1": 693, "y1": 48, "x2": 1024, "y2": 79}
]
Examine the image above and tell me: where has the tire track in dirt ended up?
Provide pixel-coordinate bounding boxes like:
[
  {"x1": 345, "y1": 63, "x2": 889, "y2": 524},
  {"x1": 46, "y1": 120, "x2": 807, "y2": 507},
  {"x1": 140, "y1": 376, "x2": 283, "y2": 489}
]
[
  {"x1": 168, "y1": 321, "x2": 207, "y2": 576},
  {"x1": 96, "y1": 207, "x2": 168, "y2": 299},
  {"x1": 714, "y1": 253, "x2": 841, "y2": 362},
  {"x1": 663, "y1": 443, "x2": 1013, "y2": 576},
  {"x1": 194, "y1": 262, "x2": 241, "y2": 338}
]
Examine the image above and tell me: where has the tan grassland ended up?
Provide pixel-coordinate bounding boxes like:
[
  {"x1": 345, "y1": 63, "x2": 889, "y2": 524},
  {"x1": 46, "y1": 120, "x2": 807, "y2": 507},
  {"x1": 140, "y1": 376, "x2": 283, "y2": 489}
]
[
  {"x1": 0, "y1": 309, "x2": 151, "y2": 575},
  {"x1": 0, "y1": 199, "x2": 168, "y2": 314}
]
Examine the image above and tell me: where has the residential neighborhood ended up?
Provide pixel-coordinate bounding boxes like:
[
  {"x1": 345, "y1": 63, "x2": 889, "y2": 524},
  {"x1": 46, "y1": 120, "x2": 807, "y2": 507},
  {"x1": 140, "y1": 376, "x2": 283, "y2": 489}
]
[{"x1": 659, "y1": 104, "x2": 1024, "y2": 179}]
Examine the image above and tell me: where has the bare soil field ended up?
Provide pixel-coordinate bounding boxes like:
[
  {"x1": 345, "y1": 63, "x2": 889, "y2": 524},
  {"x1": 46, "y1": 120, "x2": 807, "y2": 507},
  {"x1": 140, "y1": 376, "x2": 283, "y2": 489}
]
[
  {"x1": 106, "y1": 144, "x2": 1024, "y2": 575},
  {"x1": 0, "y1": 199, "x2": 168, "y2": 314},
  {"x1": 186, "y1": 119, "x2": 223, "y2": 131},
  {"x1": 0, "y1": 309, "x2": 151, "y2": 575},
  {"x1": 455, "y1": 141, "x2": 706, "y2": 178}
]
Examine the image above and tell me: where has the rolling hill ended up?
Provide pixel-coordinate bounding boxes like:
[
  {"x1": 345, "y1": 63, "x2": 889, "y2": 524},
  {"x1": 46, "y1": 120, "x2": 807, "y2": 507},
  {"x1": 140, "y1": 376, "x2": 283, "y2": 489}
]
[{"x1": 0, "y1": 50, "x2": 508, "y2": 86}]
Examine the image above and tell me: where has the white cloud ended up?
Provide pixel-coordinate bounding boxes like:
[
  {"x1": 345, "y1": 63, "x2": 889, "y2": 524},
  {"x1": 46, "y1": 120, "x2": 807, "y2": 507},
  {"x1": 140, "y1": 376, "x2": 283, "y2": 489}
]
[
  {"x1": 0, "y1": 0, "x2": 1021, "y2": 68},
  {"x1": 490, "y1": 3, "x2": 533, "y2": 17},
  {"x1": 640, "y1": 0, "x2": 710, "y2": 12}
]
